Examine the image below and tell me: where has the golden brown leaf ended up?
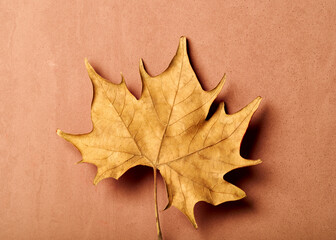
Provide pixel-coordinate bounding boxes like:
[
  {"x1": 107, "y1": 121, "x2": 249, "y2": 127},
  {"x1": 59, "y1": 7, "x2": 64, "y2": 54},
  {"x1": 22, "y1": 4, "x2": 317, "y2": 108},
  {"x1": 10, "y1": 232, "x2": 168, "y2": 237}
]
[{"x1": 57, "y1": 37, "x2": 261, "y2": 234}]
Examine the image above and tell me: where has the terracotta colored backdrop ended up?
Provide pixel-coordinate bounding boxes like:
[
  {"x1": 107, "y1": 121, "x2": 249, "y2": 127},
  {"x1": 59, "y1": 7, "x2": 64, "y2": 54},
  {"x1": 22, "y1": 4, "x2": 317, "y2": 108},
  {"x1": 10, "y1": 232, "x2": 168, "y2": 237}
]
[{"x1": 1, "y1": 0, "x2": 335, "y2": 239}]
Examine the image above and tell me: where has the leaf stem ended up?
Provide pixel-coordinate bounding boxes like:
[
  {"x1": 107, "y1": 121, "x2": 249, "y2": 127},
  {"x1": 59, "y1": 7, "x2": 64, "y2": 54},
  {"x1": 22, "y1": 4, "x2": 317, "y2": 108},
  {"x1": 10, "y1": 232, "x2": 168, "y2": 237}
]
[{"x1": 153, "y1": 168, "x2": 163, "y2": 240}]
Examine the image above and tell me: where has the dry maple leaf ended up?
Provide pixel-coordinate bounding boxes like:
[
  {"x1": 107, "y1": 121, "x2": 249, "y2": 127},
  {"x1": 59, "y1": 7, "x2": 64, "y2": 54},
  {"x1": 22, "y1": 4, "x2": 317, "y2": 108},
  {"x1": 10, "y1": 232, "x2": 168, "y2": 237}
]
[{"x1": 57, "y1": 37, "x2": 262, "y2": 239}]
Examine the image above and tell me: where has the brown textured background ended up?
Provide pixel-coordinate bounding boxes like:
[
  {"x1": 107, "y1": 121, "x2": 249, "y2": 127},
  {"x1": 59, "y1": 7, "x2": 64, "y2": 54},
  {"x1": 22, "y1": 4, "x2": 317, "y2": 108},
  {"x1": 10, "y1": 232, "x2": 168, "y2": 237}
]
[{"x1": 1, "y1": 0, "x2": 335, "y2": 239}]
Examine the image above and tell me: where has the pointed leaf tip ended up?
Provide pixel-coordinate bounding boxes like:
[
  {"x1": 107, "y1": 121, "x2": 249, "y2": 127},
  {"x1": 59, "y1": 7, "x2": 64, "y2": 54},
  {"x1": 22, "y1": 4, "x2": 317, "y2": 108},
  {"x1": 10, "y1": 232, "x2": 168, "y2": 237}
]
[
  {"x1": 210, "y1": 73, "x2": 226, "y2": 95},
  {"x1": 84, "y1": 58, "x2": 92, "y2": 71},
  {"x1": 56, "y1": 129, "x2": 63, "y2": 137},
  {"x1": 120, "y1": 72, "x2": 125, "y2": 84},
  {"x1": 192, "y1": 219, "x2": 198, "y2": 229},
  {"x1": 255, "y1": 159, "x2": 262, "y2": 165},
  {"x1": 254, "y1": 96, "x2": 262, "y2": 109},
  {"x1": 179, "y1": 36, "x2": 187, "y2": 42},
  {"x1": 139, "y1": 58, "x2": 144, "y2": 68},
  {"x1": 84, "y1": 58, "x2": 93, "y2": 72},
  {"x1": 76, "y1": 160, "x2": 83, "y2": 165},
  {"x1": 178, "y1": 36, "x2": 187, "y2": 52},
  {"x1": 93, "y1": 178, "x2": 99, "y2": 186},
  {"x1": 139, "y1": 58, "x2": 150, "y2": 79}
]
